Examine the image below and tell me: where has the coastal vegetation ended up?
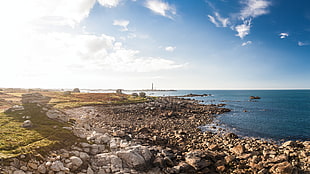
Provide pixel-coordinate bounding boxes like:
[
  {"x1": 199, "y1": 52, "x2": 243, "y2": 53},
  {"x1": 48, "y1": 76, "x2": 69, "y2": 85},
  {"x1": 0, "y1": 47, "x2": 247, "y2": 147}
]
[{"x1": 0, "y1": 89, "x2": 147, "y2": 160}]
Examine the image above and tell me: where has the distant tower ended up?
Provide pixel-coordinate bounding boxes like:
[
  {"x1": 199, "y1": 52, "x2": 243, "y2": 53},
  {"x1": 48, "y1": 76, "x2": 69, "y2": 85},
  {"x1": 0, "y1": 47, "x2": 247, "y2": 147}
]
[{"x1": 152, "y1": 83, "x2": 154, "y2": 90}]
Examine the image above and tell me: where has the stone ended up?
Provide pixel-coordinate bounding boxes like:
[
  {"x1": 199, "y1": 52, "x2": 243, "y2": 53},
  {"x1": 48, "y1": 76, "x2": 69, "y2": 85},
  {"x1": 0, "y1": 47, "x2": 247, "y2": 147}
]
[
  {"x1": 139, "y1": 92, "x2": 146, "y2": 98},
  {"x1": 79, "y1": 152, "x2": 90, "y2": 162},
  {"x1": 116, "y1": 146, "x2": 150, "y2": 171},
  {"x1": 46, "y1": 109, "x2": 68, "y2": 122},
  {"x1": 269, "y1": 161, "x2": 293, "y2": 174},
  {"x1": 176, "y1": 161, "x2": 196, "y2": 173},
  {"x1": 209, "y1": 144, "x2": 219, "y2": 151},
  {"x1": 69, "y1": 156, "x2": 83, "y2": 170},
  {"x1": 13, "y1": 170, "x2": 26, "y2": 174},
  {"x1": 110, "y1": 155, "x2": 123, "y2": 172},
  {"x1": 73, "y1": 88, "x2": 80, "y2": 93},
  {"x1": 185, "y1": 150, "x2": 212, "y2": 170},
  {"x1": 230, "y1": 145, "x2": 245, "y2": 155},
  {"x1": 12, "y1": 105, "x2": 25, "y2": 111},
  {"x1": 112, "y1": 130, "x2": 126, "y2": 137},
  {"x1": 282, "y1": 141, "x2": 298, "y2": 148},
  {"x1": 37, "y1": 164, "x2": 47, "y2": 174},
  {"x1": 50, "y1": 161, "x2": 65, "y2": 172},
  {"x1": 21, "y1": 93, "x2": 51, "y2": 104},
  {"x1": 87, "y1": 166, "x2": 94, "y2": 174},
  {"x1": 216, "y1": 165, "x2": 226, "y2": 172},
  {"x1": 226, "y1": 133, "x2": 238, "y2": 139},
  {"x1": 27, "y1": 162, "x2": 38, "y2": 169},
  {"x1": 225, "y1": 155, "x2": 235, "y2": 164},
  {"x1": 20, "y1": 166, "x2": 28, "y2": 171},
  {"x1": 95, "y1": 134, "x2": 111, "y2": 144},
  {"x1": 22, "y1": 120, "x2": 33, "y2": 128}
]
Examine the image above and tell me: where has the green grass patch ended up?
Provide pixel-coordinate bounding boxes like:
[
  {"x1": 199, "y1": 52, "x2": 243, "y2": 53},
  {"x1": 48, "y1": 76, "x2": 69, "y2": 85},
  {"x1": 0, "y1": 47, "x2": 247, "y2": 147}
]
[{"x1": 0, "y1": 104, "x2": 79, "y2": 159}]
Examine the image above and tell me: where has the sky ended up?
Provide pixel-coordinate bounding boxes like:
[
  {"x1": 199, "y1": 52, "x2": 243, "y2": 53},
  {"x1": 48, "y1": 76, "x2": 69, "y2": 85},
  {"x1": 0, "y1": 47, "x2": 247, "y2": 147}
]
[{"x1": 0, "y1": 0, "x2": 309, "y2": 90}]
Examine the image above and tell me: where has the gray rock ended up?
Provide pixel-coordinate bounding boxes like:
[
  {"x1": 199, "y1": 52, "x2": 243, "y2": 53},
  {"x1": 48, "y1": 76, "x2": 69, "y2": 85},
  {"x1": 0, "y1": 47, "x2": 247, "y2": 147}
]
[
  {"x1": 13, "y1": 170, "x2": 25, "y2": 174},
  {"x1": 69, "y1": 156, "x2": 83, "y2": 170},
  {"x1": 46, "y1": 109, "x2": 68, "y2": 122},
  {"x1": 20, "y1": 166, "x2": 28, "y2": 171},
  {"x1": 37, "y1": 164, "x2": 47, "y2": 173},
  {"x1": 117, "y1": 150, "x2": 145, "y2": 170},
  {"x1": 21, "y1": 93, "x2": 51, "y2": 104},
  {"x1": 110, "y1": 155, "x2": 123, "y2": 172},
  {"x1": 22, "y1": 120, "x2": 33, "y2": 128},
  {"x1": 79, "y1": 152, "x2": 90, "y2": 162},
  {"x1": 116, "y1": 146, "x2": 152, "y2": 171},
  {"x1": 87, "y1": 166, "x2": 94, "y2": 174},
  {"x1": 73, "y1": 88, "x2": 80, "y2": 93},
  {"x1": 50, "y1": 161, "x2": 65, "y2": 172}
]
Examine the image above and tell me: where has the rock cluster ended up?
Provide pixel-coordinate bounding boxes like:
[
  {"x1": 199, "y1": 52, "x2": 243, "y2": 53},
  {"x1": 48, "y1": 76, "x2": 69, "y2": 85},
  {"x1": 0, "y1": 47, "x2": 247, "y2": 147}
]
[
  {"x1": 73, "y1": 88, "x2": 81, "y2": 93},
  {"x1": 21, "y1": 93, "x2": 51, "y2": 104}
]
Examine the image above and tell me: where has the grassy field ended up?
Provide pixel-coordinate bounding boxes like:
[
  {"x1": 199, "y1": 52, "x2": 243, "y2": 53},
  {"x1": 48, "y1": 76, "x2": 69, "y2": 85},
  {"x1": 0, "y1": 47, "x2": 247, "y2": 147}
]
[
  {"x1": 0, "y1": 90, "x2": 148, "y2": 160},
  {"x1": 0, "y1": 104, "x2": 79, "y2": 159}
]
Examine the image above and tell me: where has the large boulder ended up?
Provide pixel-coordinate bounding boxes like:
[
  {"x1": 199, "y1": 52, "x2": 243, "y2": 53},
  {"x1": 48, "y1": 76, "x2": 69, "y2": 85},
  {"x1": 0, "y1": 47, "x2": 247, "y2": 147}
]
[
  {"x1": 116, "y1": 145, "x2": 153, "y2": 171},
  {"x1": 4, "y1": 105, "x2": 24, "y2": 113},
  {"x1": 185, "y1": 150, "x2": 212, "y2": 171},
  {"x1": 69, "y1": 156, "x2": 83, "y2": 171},
  {"x1": 230, "y1": 145, "x2": 245, "y2": 155},
  {"x1": 46, "y1": 109, "x2": 68, "y2": 122},
  {"x1": 21, "y1": 93, "x2": 51, "y2": 104},
  {"x1": 269, "y1": 161, "x2": 293, "y2": 174},
  {"x1": 73, "y1": 88, "x2": 80, "y2": 93}
]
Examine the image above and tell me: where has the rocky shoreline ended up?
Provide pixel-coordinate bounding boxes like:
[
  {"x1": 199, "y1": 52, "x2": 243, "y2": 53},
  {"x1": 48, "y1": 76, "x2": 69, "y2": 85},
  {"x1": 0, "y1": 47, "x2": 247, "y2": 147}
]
[{"x1": 1, "y1": 95, "x2": 309, "y2": 174}]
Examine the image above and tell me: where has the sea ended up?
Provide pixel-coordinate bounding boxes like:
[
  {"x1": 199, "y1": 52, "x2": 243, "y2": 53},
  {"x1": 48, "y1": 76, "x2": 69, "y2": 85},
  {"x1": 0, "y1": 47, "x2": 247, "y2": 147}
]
[{"x1": 83, "y1": 89, "x2": 310, "y2": 142}]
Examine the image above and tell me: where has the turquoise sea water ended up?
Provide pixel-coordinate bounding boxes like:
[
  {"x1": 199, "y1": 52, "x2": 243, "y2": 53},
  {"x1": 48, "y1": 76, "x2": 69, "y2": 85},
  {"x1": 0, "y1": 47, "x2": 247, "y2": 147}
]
[{"x1": 127, "y1": 90, "x2": 310, "y2": 141}]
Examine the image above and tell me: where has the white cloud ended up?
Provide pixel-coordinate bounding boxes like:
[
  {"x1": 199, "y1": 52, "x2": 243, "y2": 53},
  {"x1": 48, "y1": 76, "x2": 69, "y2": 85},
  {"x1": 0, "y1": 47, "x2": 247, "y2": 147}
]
[
  {"x1": 207, "y1": 0, "x2": 270, "y2": 39},
  {"x1": 165, "y1": 46, "x2": 176, "y2": 52},
  {"x1": 234, "y1": 0, "x2": 271, "y2": 39},
  {"x1": 298, "y1": 41, "x2": 309, "y2": 46},
  {"x1": 0, "y1": 0, "x2": 184, "y2": 88},
  {"x1": 0, "y1": 0, "x2": 96, "y2": 28},
  {"x1": 145, "y1": 0, "x2": 176, "y2": 19},
  {"x1": 97, "y1": 0, "x2": 121, "y2": 8},
  {"x1": 113, "y1": 20, "x2": 130, "y2": 31},
  {"x1": 235, "y1": 20, "x2": 251, "y2": 39},
  {"x1": 279, "y1": 33, "x2": 289, "y2": 39},
  {"x1": 242, "y1": 41, "x2": 252, "y2": 46},
  {"x1": 240, "y1": 0, "x2": 271, "y2": 19},
  {"x1": 208, "y1": 12, "x2": 229, "y2": 27}
]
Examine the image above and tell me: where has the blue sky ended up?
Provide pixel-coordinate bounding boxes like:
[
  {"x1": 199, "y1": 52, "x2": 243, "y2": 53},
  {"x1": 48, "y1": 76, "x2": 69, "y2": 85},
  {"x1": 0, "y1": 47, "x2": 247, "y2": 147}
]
[{"x1": 0, "y1": 0, "x2": 309, "y2": 89}]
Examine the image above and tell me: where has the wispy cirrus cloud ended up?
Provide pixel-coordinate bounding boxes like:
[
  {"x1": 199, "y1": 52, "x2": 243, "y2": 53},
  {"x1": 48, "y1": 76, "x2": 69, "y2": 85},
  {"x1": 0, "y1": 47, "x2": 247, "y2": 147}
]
[
  {"x1": 242, "y1": 40, "x2": 252, "y2": 46},
  {"x1": 208, "y1": 12, "x2": 230, "y2": 27},
  {"x1": 235, "y1": 0, "x2": 271, "y2": 39},
  {"x1": 298, "y1": 41, "x2": 309, "y2": 46},
  {"x1": 240, "y1": 0, "x2": 271, "y2": 19},
  {"x1": 113, "y1": 20, "x2": 130, "y2": 31},
  {"x1": 145, "y1": 0, "x2": 176, "y2": 19},
  {"x1": 279, "y1": 33, "x2": 289, "y2": 39},
  {"x1": 207, "y1": 0, "x2": 271, "y2": 40}
]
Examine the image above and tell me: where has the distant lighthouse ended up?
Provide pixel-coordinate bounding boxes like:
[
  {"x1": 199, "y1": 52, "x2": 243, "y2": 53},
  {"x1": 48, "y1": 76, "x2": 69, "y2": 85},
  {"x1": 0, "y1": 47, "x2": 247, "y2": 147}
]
[{"x1": 152, "y1": 83, "x2": 154, "y2": 91}]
